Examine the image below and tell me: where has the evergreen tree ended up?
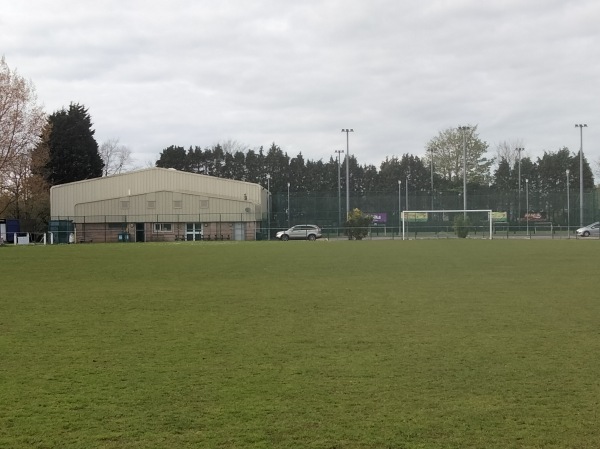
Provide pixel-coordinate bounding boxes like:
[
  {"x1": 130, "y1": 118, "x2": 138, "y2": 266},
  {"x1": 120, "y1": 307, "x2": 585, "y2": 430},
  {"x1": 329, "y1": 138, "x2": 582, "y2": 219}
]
[
  {"x1": 264, "y1": 143, "x2": 289, "y2": 193},
  {"x1": 377, "y1": 156, "x2": 403, "y2": 193},
  {"x1": 492, "y1": 157, "x2": 513, "y2": 218},
  {"x1": 362, "y1": 164, "x2": 379, "y2": 193},
  {"x1": 38, "y1": 103, "x2": 103, "y2": 185},
  {"x1": 156, "y1": 145, "x2": 188, "y2": 170},
  {"x1": 244, "y1": 148, "x2": 263, "y2": 184},
  {"x1": 231, "y1": 150, "x2": 247, "y2": 181},
  {"x1": 186, "y1": 146, "x2": 205, "y2": 174},
  {"x1": 493, "y1": 157, "x2": 512, "y2": 191},
  {"x1": 289, "y1": 153, "x2": 307, "y2": 192}
]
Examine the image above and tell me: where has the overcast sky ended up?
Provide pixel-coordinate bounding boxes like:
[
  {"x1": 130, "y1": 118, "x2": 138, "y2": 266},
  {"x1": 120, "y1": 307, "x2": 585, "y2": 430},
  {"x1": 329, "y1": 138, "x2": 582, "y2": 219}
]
[{"x1": 3, "y1": 0, "x2": 599, "y2": 171}]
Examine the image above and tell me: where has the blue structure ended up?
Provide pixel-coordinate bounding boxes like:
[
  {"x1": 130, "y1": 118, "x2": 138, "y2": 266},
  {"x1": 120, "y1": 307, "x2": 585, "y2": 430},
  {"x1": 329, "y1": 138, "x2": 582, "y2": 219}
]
[{"x1": 0, "y1": 218, "x2": 20, "y2": 243}]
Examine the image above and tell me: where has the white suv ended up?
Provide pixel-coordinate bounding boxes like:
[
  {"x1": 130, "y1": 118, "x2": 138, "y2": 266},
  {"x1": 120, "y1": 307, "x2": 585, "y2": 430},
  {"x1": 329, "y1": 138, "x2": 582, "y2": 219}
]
[{"x1": 276, "y1": 225, "x2": 322, "y2": 241}]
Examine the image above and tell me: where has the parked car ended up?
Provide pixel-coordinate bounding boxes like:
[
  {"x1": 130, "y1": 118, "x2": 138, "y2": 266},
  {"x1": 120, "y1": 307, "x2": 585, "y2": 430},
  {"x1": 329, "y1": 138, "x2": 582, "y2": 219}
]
[
  {"x1": 576, "y1": 222, "x2": 600, "y2": 237},
  {"x1": 276, "y1": 224, "x2": 322, "y2": 241}
]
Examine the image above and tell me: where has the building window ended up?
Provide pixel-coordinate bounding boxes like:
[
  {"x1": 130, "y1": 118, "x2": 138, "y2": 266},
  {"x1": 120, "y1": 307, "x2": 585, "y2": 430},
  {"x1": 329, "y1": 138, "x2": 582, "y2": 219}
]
[
  {"x1": 173, "y1": 200, "x2": 183, "y2": 209},
  {"x1": 108, "y1": 223, "x2": 126, "y2": 230},
  {"x1": 120, "y1": 201, "x2": 130, "y2": 209},
  {"x1": 147, "y1": 201, "x2": 156, "y2": 209},
  {"x1": 154, "y1": 223, "x2": 172, "y2": 232},
  {"x1": 200, "y1": 200, "x2": 209, "y2": 209}
]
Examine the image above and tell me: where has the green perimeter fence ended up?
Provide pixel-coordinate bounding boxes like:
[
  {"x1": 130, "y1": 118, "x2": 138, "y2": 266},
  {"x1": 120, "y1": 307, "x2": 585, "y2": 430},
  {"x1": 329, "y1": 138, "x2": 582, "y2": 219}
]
[
  {"x1": 271, "y1": 189, "x2": 600, "y2": 229},
  {"x1": 4, "y1": 188, "x2": 600, "y2": 242}
]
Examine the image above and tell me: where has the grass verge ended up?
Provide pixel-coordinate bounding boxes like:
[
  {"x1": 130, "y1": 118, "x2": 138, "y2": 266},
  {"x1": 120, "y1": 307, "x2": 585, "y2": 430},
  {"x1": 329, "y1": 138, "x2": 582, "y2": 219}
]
[{"x1": 1, "y1": 240, "x2": 599, "y2": 448}]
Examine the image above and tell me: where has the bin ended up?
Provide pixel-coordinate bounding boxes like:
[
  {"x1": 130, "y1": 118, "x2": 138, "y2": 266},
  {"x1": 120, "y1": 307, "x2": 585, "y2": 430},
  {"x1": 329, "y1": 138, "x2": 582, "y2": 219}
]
[{"x1": 118, "y1": 232, "x2": 130, "y2": 242}]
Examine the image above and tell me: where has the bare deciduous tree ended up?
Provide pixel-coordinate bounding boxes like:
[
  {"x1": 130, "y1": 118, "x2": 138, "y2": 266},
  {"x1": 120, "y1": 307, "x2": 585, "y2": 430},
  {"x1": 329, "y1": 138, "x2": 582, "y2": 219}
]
[
  {"x1": 218, "y1": 139, "x2": 246, "y2": 154},
  {"x1": 99, "y1": 138, "x2": 134, "y2": 176},
  {"x1": 495, "y1": 139, "x2": 525, "y2": 169},
  {"x1": 0, "y1": 56, "x2": 46, "y2": 182},
  {"x1": 0, "y1": 139, "x2": 50, "y2": 220}
]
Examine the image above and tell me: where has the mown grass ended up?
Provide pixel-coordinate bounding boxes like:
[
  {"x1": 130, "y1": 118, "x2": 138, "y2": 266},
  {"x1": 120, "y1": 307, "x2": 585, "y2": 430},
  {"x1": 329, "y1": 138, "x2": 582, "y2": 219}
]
[{"x1": 1, "y1": 240, "x2": 599, "y2": 448}]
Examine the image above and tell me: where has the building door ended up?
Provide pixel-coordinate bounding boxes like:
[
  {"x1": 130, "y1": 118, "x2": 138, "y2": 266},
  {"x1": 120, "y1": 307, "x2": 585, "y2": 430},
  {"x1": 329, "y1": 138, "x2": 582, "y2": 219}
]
[
  {"x1": 186, "y1": 223, "x2": 203, "y2": 241},
  {"x1": 233, "y1": 222, "x2": 245, "y2": 241},
  {"x1": 135, "y1": 223, "x2": 145, "y2": 242}
]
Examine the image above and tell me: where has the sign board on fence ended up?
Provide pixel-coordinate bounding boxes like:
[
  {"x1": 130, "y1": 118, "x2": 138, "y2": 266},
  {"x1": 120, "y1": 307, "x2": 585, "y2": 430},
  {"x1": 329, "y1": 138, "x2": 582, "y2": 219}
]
[
  {"x1": 492, "y1": 212, "x2": 507, "y2": 222},
  {"x1": 524, "y1": 212, "x2": 544, "y2": 221},
  {"x1": 405, "y1": 212, "x2": 428, "y2": 222},
  {"x1": 369, "y1": 213, "x2": 387, "y2": 224}
]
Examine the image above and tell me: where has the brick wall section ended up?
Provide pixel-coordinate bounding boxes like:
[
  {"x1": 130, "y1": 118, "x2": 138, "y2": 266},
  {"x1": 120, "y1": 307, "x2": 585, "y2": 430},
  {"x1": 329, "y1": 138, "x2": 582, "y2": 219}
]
[{"x1": 73, "y1": 221, "x2": 255, "y2": 242}]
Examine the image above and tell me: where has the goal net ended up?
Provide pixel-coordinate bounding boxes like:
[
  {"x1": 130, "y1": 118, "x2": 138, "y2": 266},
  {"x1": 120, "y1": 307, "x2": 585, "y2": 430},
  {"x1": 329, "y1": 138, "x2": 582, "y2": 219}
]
[{"x1": 401, "y1": 209, "x2": 493, "y2": 240}]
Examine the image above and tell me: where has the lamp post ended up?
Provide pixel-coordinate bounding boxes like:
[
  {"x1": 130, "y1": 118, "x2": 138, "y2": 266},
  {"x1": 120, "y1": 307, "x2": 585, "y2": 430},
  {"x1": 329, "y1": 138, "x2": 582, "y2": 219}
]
[
  {"x1": 566, "y1": 169, "x2": 570, "y2": 239},
  {"x1": 526, "y1": 178, "x2": 529, "y2": 237},
  {"x1": 516, "y1": 147, "x2": 524, "y2": 221},
  {"x1": 430, "y1": 146, "x2": 434, "y2": 210},
  {"x1": 575, "y1": 124, "x2": 587, "y2": 227},
  {"x1": 287, "y1": 182, "x2": 290, "y2": 227},
  {"x1": 266, "y1": 174, "x2": 271, "y2": 240},
  {"x1": 405, "y1": 177, "x2": 409, "y2": 211},
  {"x1": 335, "y1": 149, "x2": 344, "y2": 227},
  {"x1": 458, "y1": 126, "x2": 471, "y2": 216},
  {"x1": 398, "y1": 180, "x2": 402, "y2": 233},
  {"x1": 341, "y1": 129, "x2": 354, "y2": 218}
]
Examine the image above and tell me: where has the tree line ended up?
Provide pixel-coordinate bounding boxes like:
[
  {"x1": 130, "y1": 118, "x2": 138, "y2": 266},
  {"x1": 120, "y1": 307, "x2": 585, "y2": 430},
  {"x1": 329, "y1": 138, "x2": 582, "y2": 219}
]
[{"x1": 155, "y1": 133, "x2": 594, "y2": 197}]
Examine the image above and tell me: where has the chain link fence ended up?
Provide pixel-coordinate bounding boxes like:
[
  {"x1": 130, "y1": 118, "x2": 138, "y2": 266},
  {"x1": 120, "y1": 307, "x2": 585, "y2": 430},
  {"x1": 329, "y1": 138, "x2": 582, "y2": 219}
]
[{"x1": 3, "y1": 189, "x2": 599, "y2": 242}]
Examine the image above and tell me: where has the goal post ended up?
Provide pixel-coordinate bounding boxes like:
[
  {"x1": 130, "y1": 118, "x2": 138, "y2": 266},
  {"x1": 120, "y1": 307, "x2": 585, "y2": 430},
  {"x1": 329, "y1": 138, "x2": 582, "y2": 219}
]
[{"x1": 401, "y1": 209, "x2": 493, "y2": 240}]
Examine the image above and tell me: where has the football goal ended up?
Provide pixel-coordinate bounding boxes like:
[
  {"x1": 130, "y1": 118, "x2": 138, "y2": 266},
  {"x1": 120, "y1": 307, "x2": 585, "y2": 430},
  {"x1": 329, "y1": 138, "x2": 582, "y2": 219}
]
[{"x1": 401, "y1": 209, "x2": 493, "y2": 240}]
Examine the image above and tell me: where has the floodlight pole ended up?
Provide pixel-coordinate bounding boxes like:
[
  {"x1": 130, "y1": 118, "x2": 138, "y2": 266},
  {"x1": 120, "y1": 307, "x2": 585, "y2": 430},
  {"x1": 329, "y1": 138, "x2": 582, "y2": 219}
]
[
  {"x1": 566, "y1": 169, "x2": 570, "y2": 239},
  {"x1": 342, "y1": 129, "x2": 354, "y2": 218},
  {"x1": 575, "y1": 124, "x2": 587, "y2": 227},
  {"x1": 430, "y1": 146, "x2": 434, "y2": 210},
  {"x1": 458, "y1": 126, "x2": 471, "y2": 217},
  {"x1": 266, "y1": 173, "x2": 271, "y2": 240},
  {"x1": 526, "y1": 178, "x2": 529, "y2": 237},
  {"x1": 398, "y1": 180, "x2": 401, "y2": 233},
  {"x1": 287, "y1": 182, "x2": 290, "y2": 227},
  {"x1": 335, "y1": 149, "x2": 344, "y2": 228},
  {"x1": 516, "y1": 147, "x2": 524, "y2": 221}
]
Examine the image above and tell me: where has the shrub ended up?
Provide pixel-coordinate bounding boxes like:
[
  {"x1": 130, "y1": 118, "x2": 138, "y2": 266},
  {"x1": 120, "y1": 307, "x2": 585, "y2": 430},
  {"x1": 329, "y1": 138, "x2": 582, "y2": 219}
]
[
  {"x1": 344, "y1": 208, "x2": 373, "y2": 240},
  {"x1": 454, "y1": 215, "x2": 471, "y2": 238}
]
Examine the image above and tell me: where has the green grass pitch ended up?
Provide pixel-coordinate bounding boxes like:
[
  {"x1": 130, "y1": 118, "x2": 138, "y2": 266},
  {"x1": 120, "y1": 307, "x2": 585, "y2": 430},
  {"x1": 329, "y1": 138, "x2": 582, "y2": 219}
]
[{"x1": 1, "y1": 240, "x2": 599, "y2": 448}]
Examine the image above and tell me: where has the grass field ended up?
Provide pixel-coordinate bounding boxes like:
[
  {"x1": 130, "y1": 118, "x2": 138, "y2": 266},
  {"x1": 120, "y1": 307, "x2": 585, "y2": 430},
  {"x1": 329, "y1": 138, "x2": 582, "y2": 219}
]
[{"x1": 1, "y1": 240, "x2": 599, "y2": 448}]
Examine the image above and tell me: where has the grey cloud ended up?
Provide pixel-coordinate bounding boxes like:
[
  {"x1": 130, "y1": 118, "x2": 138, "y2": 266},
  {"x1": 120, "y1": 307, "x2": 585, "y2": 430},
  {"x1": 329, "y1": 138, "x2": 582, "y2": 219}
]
[{"x1": 2, "y1": 0, "x2": 599, "y2": 169}]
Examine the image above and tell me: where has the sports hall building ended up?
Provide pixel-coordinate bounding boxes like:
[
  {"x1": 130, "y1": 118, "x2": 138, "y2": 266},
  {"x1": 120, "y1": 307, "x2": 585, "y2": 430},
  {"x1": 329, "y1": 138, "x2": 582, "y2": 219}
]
[{"x1": 50, "y1": 168, "x2": 268, "y2": 242}]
